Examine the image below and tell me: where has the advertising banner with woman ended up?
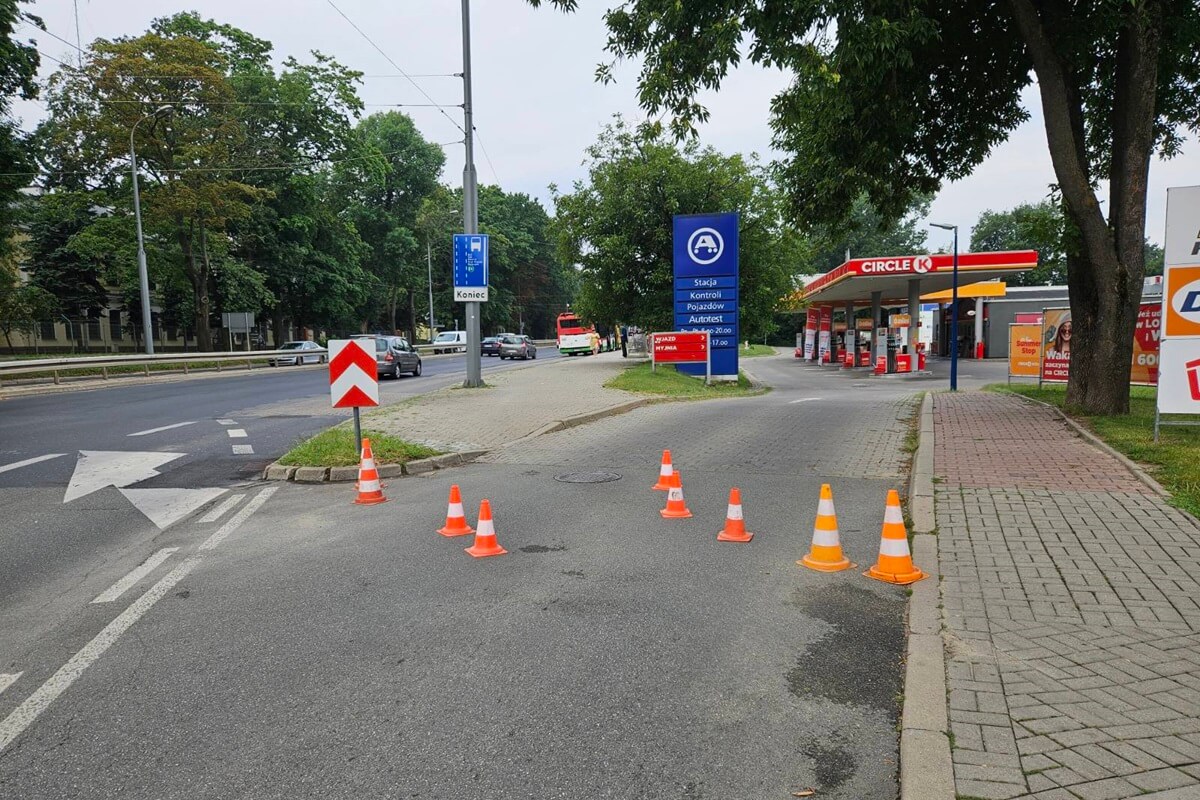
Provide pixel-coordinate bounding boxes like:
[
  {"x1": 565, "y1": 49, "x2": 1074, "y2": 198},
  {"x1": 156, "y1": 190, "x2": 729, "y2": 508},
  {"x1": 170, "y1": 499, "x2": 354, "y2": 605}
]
[
  {"x1": 1041, "y1": 303, "x2": 1161, "y2": 385},
  {"x1": 1040, "y1": 308, "x2": 1072, "y2": 382},
  {"x1": 803, "y1": 308, "x2": 818, "y2": 361}
]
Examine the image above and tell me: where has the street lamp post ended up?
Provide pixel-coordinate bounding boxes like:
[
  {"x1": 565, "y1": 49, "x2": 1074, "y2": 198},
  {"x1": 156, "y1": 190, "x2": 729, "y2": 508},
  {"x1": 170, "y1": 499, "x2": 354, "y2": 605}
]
[
  {"x1": 930, "y1": 222, "x2": 959, "y2": 391},
  {"x1": 130, "y1": 105, "x2": 172, "y2": 355}
]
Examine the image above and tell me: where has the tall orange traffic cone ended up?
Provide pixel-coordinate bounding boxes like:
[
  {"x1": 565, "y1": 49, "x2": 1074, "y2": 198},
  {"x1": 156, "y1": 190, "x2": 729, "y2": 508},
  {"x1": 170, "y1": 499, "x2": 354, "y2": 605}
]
[
  {"x1": 799, "y1": 483, "x2": 853, "y2": 571},
  {"x1": 660, "y1": 469, "x2": 693, "y2": 519},
  {"x1": 437, "y1": 484, "x2": 474, "y2": 537},
  {"x1": 864, "y1": 489, "x2": 925, "y2": 584},
  {"x1": 652, "y1": 449, "x2": 674, "y2": 491},
  {"x1": 465, "y1": 499, "x2": 507, "y2": 558},
  {"x1": 353, "y1": 438, "x2": 387, "y2": 505},
  {"x1": 717, "y1": 488, "x2": 753, "y2": 542}
]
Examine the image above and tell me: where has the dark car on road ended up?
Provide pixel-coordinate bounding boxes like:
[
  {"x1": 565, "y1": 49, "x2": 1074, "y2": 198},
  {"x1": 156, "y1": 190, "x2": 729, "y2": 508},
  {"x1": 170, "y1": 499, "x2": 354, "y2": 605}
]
[
  {"x1": 498, "y1": 334, "x2": 537, "y2": 360},
  {"x1": 268, "y1": 340, "x2": 325, "y2": 366},
  {"x1": 353, "y1": 335, "x2": 422, "y2": 379},
  {"x1": 482, "y1": 335, "x2": 508, "y2": 357}
]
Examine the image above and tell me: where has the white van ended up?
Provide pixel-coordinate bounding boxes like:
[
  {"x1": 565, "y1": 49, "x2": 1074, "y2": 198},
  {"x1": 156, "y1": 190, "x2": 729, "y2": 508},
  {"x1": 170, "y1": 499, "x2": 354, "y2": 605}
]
[{"x1": 432, "y1": 330, "x2": 468, "y2": 354}]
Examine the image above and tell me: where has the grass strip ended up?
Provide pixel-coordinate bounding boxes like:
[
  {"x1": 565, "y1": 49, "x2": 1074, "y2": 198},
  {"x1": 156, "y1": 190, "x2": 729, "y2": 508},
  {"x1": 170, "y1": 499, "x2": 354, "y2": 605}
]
[
  {"x1": 992, "y1": 383, "x2": 1200, "y2": 518},
  {"x1": 279, "y1": 428, "x2": 441, "y2": 467},
  {"x1": 605, "y1": 362, "x2": 760, "y2": 398}
]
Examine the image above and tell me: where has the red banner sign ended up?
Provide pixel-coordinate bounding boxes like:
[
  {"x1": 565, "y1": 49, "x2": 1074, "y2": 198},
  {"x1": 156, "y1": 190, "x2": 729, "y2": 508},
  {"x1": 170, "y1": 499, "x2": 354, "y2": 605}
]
[{"x1": 653, "y1": 332, "x2": 709, "y2": 363}]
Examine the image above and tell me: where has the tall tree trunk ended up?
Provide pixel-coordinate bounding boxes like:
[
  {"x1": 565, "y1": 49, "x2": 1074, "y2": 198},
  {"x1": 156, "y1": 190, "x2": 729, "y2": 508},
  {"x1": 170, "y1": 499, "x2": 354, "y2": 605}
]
[
  {"x1": 272, "y1": 306, "x2": 286, "y2": 348},
  {"x1": 177, "y1": 216, "x2": 212, "y2": 352},
  {"x1": 1008, "y1": 0, "x2": 1161, "y2": 414},
  {"x1": 198, "y1": 218, "x2": 215, "y2": 350}
]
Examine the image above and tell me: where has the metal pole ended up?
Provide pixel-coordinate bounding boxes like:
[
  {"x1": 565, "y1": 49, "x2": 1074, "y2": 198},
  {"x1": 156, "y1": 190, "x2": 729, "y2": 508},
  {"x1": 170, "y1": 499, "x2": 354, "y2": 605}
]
[
  {"x1": 461, "y1": 0, "x2": 482, "y2": 388},
  {"x1": 131, "y1": 123, "x2": 155, "y2": 355},
  {"x1": 353, "y1": 407, "x2": 362, "y2": 458},
  {"x1": 950, "y1": 226, "x2": 959, "y2": 391},
  {"x1": 427, "y1": 240, "x2": 436, "y2": 342}
]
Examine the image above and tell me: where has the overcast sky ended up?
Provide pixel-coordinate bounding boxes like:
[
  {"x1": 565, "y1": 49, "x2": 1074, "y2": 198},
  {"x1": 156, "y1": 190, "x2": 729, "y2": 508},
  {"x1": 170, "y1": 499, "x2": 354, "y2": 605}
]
[{"x1": 13, "y1": 0, "x2": 1200, "y2": 250}]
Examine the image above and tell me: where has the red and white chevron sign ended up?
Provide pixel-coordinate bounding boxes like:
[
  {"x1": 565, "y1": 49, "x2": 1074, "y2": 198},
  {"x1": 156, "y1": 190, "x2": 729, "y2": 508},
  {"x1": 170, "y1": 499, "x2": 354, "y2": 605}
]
[{"x1": 328, "y1": 339, "x2": 379, "y2": 408}]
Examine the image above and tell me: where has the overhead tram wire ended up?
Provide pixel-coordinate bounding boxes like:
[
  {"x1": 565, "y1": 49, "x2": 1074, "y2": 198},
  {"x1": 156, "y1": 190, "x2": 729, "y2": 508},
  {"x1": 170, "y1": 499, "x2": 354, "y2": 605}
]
[{"x1": 324, "y1": 0, "x2": 465, "y2": 136}]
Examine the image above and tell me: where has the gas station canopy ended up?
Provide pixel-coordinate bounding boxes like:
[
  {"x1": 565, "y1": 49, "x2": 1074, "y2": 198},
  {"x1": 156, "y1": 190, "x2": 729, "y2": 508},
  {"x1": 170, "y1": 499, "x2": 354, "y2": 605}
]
[{"x1": 801, "y1": 250, "x2": 1037, "y2": 305}]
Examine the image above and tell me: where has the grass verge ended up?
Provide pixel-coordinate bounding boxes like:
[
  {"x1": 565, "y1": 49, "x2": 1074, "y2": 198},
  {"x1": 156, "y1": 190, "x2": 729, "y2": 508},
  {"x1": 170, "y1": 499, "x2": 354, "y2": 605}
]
[
  {"x1": 738, "y1": 344, "x2": 778, "y2": 358},
  {"x1": 604, "y1": 362, "x2": 761, "y2": 398},
  {"x1": 279, "y1": 428, "x2": 441, "y2": 467},
  {"x1": 992, "y1": 383, "x2": 1200, "y2": 518}
]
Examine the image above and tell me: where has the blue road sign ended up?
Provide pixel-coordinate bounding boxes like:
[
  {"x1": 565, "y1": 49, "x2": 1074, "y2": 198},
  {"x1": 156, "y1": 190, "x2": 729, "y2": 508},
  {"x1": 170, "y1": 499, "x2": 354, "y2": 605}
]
[
  {"x1": 673, "y1": 213, "x2": 739, "y2": 378},
  {"x1": 453, "y1": 234, "x2": 489, "y2": 288}
]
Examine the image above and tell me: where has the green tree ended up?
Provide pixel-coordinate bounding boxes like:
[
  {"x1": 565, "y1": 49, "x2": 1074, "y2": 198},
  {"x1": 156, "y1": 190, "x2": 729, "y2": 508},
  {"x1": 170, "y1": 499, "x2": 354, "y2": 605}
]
[
  {"x1": 808, "y1": 193, "x2": 931, "y2": 275},
  {"x1": 0, "y1": 258, "x2": 55, "y2": 353},
  {"x1": 0, "y1": 1, "x2": 41, "y2": 261},
  {"x1": 335, "y1": 111, "x2": 445, "y2": 336},
  {"x1": 39, "y1": 16, "x2": 269, "y2": 350},
  {"x1": 970, "y1": 201, "x2": 1067, "y2": 287},
  {"x1": 551, "y1": 119, "x2": 798, "y2": 340},
  {"x1": 21, "y1": 191, "x2": 113, "y2": 316},
  {"x1": 530, "y1": 0, "x2": 1200, "y2": 414}
]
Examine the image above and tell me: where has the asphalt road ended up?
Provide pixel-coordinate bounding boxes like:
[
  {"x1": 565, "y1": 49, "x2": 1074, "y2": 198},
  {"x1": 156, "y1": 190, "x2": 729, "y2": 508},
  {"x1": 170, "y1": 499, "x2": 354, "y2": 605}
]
[
  {"x1": 0, "y1": 352, "x2": 959, "y2": 799},
  {"x1": 0, "y1": 348, "x2": 561, "y2": 695}
]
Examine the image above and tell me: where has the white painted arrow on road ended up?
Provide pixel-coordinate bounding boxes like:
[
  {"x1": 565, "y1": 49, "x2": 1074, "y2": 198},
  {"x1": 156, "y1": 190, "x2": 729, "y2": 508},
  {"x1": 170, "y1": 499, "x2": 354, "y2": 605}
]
[
  {"x1": 63, "y1": 451, "x2": 186, "y2": 503},
  {"x1": 118, "y1": 488, "x2": 227, "y2": 530}
]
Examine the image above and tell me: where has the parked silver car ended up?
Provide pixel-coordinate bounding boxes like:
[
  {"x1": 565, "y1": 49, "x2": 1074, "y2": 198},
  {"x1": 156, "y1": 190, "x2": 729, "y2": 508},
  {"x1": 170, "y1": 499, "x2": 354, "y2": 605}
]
[
  {"x1": 498, "y1": 334, "x2": 537, "y2": 360},
  {"x1": 268, "y1": 340, "x2": 325, "y2": 366}
]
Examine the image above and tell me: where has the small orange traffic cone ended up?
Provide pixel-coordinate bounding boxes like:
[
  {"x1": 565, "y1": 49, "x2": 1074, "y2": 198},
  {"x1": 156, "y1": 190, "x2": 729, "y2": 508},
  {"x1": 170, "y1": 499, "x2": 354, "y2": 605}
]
[
  {"x1": 864, "y1": 489, "x2": 925, "y2": 585},
  {"x1": 660, "y1": 469, "x2": 693, "y2": 519},
  {"x1": 437, "y1": 484, "x2": 474, "y2": 537},
  {"x1": 799, "y1": 483, "x2": 853, "y2": 571},
  {"x1": 353, "y1": 438, "x2": 387, "y2": 505},
  {"x1": 465, "y1": 499, "x2": 507, "y2": 558},
  {"x1": 717, "y1": 488, "x2": 753, "y2": 542},
  {"x1": 652, "y1": 449, "x2": 674, "y2": 491}
]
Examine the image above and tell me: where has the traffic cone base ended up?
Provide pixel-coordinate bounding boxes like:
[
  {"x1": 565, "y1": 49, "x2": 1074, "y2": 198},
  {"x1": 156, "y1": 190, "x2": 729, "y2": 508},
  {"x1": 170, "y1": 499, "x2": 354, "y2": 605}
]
[
  {"x1": 660, "y1": 471, "x2": 692, "y2": 518},
  {"x1": 717, "y1": 488, "x2": 752, "y2": 542},
  {"x1": 864, "y1": 489, "x2": 926, "y2": 585},
  {"x1": 652, "y1": 449, "x2": 674, "y2": 491},
  {"x1": 353, "y1": 438, "x2": 387, "y2": 505},
  {"x1": 437, "y1": 484, "x2": 474, "y2": 537},
  {"x1": 465, "y1": 500, "x2": 507, "y2": 558},
  {"x1": 799, "y1": 483, "x2": 851, "y2": 572}
]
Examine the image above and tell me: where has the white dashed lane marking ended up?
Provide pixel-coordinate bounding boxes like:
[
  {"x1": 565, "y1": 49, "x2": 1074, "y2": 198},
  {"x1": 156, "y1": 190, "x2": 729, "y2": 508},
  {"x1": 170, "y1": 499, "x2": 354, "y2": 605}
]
[
  {"x1": 198, "y1": 494, "x2": 245, "y2": 523},
  {"x1": 0, "y1": 673, "x2": 20, "y2": 696},
  {"x1": 226, "y1": 429, "x2": 248, "y2": 439},
  {"x1": 127, "y1": 421, "x2": 196, "y2": 437},
  {"x1": 231, "y1": 444, "x2": 255, "y2": 455},
  {"x1": 0, "y1": 454, "x2": 66, "y2": 475},
  {"x1": 216, "y1": 419, "x2": 235, "y2": 425}
]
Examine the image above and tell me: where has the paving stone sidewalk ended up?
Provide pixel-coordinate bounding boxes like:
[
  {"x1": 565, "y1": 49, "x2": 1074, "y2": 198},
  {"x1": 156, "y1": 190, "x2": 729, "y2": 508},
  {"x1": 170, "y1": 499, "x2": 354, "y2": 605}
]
[
  {"x1": 360, "y1": 352, "x2": 641, "y2": 452},
  {"x1": 934, "y1": 392, "x2": 1200, "y2": 800}
]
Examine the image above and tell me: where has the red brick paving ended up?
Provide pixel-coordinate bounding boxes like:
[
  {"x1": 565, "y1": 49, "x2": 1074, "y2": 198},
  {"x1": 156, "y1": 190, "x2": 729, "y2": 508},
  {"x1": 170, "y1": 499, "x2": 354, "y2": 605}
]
[{"x1": 934, "y1": 392, "x2": 1152, "y2": 493}]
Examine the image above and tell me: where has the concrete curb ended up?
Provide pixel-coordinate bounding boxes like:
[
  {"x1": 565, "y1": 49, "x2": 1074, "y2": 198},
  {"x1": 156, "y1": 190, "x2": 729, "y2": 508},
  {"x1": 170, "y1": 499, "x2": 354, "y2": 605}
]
[
  {"x1": 262, "y1": 449, "x2": 490, "y2": 483},
  {"x1": 1010, "y1": 392, "x2": 1170, "y2": 497},
  {"x1": 505, "y1": 398, "x2": 653, "y2": 445},
  {"x1": 900, "y1": 391, "x2": 955, "y2": 800}
]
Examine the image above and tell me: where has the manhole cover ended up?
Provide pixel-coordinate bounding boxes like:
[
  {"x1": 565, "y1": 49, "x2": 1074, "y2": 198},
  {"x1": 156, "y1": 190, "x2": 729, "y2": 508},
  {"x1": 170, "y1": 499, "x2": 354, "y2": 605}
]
[{"x1": 554, "y1": 471, "x2": 622, "y2": 484}]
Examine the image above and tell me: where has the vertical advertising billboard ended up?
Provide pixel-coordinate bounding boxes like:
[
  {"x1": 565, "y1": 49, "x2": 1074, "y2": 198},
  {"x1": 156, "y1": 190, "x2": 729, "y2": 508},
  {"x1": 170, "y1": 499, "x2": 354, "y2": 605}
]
[{"x1": 1159, "y1": 185, "x2": 1200, "y2": 420}]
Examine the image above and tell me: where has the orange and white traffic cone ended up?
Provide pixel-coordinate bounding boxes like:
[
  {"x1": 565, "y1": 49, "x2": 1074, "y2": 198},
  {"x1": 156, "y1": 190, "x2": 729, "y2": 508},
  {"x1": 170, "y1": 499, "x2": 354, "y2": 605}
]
[
  {"x1": 352, "y1": 438, "x2": 387, "y2": 505},
  {"x1": 660, "y1": 469, "x2": 693, "y2": 519},
  {"x1": 652, "y1": 449, "x2": 674, "y2": 491},
  {"x1": 799, "y1": 483, "x2": 853, "y2": 571},
  {"x1": 717, "y1": 488, "x2": 753, "y2": 542},
  {"x1": 437, "y1": 484, "x2": 474, "y2": 537},
  {"x1": 864, "y1": 489, "x2": 925, "y2": 585},
  {"x1": 465, "y1": 499, "x2": 507, "y2": 558}
]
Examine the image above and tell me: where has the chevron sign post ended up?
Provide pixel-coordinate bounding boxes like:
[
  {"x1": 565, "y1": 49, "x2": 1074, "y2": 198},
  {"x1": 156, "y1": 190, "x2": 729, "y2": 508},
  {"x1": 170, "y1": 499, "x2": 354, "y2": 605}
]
[{"x1": 328, "y1": 339, "x2": 379, "y2": 454}]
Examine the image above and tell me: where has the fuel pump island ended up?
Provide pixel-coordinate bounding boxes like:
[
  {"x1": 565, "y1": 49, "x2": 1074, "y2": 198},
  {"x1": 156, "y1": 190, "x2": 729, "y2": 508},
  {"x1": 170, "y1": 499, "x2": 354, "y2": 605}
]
[{"x1": 798, "y1": 250, "x2": 1037, "y2": 375}]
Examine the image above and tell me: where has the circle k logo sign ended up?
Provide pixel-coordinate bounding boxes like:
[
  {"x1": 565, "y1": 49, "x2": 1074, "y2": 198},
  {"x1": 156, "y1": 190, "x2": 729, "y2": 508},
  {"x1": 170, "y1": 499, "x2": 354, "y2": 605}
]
[
  {"x1": 1166, "y1": 266, "x2": 1200, "y2": 337},
  {"x1": 687, "y1": 227, "x2": 724, "y2": 266},
  {"x1": 913, "y1": 256, "x2": 933, "y2": 274}
]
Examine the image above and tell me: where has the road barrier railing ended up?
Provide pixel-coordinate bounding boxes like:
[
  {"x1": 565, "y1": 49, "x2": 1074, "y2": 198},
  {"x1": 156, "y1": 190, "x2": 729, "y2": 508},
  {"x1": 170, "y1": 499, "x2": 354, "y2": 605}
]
[{"x1": 0, "y1": 339, "x2": 557, "y2": 387}]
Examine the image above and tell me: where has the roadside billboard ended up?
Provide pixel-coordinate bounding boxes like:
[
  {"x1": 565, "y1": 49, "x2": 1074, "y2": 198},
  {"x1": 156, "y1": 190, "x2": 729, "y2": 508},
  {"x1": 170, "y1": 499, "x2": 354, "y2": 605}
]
[
  {"x1": 1008, "y1": 324, "x2": 1042, "y2": 379},
  {"x1": 1131, "y1": 303, "x2": 1163, "y2": 386},
  {"x1": 673, "y1": 213, "x2": 739, "y2": 380},
  {"x1": 1040, "y1": 308, "x2": 1072, "y2": 382},
  {"x1": 1040, "y1": 303, "x2": 1161, "y2": 385},
  {"x1": 1157, "y1": 185, "x2": 1200, "y2": 437}
]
